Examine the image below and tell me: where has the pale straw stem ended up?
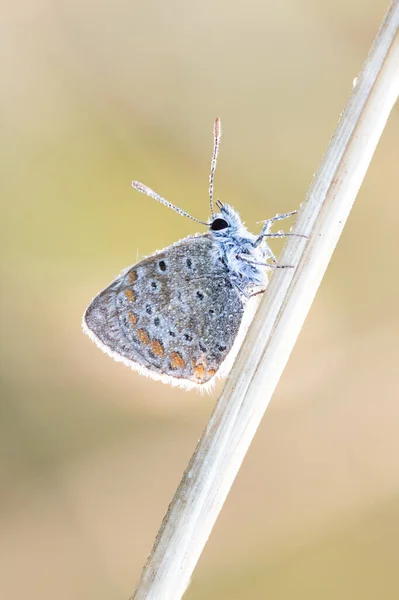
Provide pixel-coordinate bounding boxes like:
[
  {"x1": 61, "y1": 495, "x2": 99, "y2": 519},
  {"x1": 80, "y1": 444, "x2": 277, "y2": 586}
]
[{"x1": 131, "y1": 3, "x2": 399, "y2": 598}]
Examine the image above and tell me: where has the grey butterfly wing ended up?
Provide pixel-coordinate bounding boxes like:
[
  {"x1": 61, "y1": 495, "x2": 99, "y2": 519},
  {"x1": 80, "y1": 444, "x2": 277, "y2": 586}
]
[{"x1": 83, "y1": 234, "x2": 244, "y2": 387}]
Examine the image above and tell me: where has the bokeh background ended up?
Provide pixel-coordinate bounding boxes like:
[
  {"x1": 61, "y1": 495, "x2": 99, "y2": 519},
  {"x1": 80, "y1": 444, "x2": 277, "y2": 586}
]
[{"x1": 2, "y1": 1, "x2": 399, "y2": 599}]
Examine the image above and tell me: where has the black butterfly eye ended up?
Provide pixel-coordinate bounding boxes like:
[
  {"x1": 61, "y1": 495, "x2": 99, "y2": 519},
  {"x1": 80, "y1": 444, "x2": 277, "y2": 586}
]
[{"x1": 210, "y1": 218, "x2": 229, "y2": 231}]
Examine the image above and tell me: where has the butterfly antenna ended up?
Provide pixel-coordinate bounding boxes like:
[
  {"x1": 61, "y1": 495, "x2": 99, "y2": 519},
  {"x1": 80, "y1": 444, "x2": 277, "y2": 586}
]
[
  {"x1": 209, "y1": 117, "x2": 222, "y2": 219},
  {"x1": 132, "y1": 181, "x2": 208, "y2": 226}
]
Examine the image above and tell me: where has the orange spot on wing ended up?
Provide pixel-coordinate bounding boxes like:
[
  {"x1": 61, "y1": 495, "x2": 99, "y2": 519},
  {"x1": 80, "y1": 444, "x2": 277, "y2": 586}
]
[
  {"x1": 124, "y1": 289, "x2": 136, "y2": 301},
  {"x1": 193, "y1": 364, "x2": 205, "y2": 380},
  {"x1": 170, "y1": 352, "x2": 185, "y2": 370},
  {"x1": 128, "y1": 270, "x2": 137, "y2": 283},
  {"x1": 150, "y1": 340, "x2": 164, "y2": 357},
  {"x1": 128, "y1": 313, "x2": 138, "y2": 326},
  {"x1": 207, "y1": 369, "x2": 216, "y2": 378},
  {"x1": 136, "y1": 329, "x2": 149, "y2": 345}
]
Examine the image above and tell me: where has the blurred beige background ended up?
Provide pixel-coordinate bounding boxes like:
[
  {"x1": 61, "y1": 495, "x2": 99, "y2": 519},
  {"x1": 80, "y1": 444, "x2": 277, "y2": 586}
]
[{"x1": 1, "y1": 1, "x2": 399, "y2": 599}]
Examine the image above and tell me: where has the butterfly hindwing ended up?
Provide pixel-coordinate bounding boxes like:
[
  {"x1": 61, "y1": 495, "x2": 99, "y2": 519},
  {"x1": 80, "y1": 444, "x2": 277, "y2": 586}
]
[{"x1": 83, "y1": 234, "x2": 245, "y2": 387}]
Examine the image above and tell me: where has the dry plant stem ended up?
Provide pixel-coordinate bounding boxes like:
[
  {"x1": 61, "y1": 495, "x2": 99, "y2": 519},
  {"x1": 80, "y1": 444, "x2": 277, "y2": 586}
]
[{"x1": 132, "y1": 4, "x2": 399, "y2": 599}]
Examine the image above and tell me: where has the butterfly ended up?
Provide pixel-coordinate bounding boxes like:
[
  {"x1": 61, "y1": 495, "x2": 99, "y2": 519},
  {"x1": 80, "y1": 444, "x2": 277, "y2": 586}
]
[{"x1": 82, "y1": 118, "x2": 302, "y2": 390}]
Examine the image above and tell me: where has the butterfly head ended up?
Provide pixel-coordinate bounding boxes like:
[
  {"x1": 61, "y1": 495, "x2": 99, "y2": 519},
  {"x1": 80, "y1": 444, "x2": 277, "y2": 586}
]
[{"x1": 209, "y1": 202, "x2": 247, "y2": 239}]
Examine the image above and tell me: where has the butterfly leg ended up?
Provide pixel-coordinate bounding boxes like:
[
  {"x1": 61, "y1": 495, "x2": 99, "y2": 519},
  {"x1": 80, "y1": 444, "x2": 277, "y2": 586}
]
[
  {"x1": 255, "y1": 232, "x2": 307, "y2": 249},
  {"x1": 254, "y1": 211, "x2": 307, "y2": 247},
  {"x1": 257, "y1": 211, "x2": 298, "y2": 233},
  {"x1": 238, "y1": 255, "x2": 295, "y2": 269}
]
